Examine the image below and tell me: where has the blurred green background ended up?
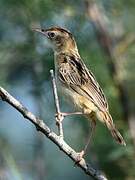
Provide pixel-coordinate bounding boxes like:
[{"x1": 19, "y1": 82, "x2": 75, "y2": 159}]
[{"x1": 0, "y1": 0, "x2": 135, "y2": 179}]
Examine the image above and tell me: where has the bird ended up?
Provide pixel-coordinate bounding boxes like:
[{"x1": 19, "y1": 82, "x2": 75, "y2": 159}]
[{"x1": 33, "y1": 26, "x2": 126, "y2": 156}]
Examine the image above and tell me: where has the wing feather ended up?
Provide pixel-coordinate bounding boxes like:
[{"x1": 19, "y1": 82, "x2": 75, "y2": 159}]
[{"x1": 58, "y1": 54, "x2": 108, "y2": 111}]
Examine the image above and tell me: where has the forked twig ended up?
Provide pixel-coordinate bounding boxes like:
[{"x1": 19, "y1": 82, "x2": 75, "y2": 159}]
[{"x1": 0, "y1": 86, "x2": 108, "y2": 180}]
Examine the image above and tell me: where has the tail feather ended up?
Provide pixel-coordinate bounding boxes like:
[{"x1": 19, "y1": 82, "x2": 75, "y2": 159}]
[{"x1": 101, "y1": 111, "x2": 126, "y2": 146}]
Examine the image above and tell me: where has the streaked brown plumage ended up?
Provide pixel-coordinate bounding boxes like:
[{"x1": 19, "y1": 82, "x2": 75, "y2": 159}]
[{"x1": 34, "y1": 26, "x2": 126, "y2": 146}]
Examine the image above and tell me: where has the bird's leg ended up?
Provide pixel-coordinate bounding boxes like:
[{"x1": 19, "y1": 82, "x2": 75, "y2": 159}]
[
  {"x1": 62, "y1": 111, "x2": 83, "y2": 116},
  {"x1": 55, "y1": 111, "x2": 84, "y2": 122},
  {"x1": 83, "y1": 118, "x2": 96, "y2": 154},
  {"x1": 55, "y1": 111, "x2": 88, "y2": 139},
  {"x1": 76, "y1": 114, "x2": 96, "y2": 163}
]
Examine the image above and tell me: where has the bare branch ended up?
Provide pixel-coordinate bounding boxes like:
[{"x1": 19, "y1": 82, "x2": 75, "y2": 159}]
[
  {"x1": 50, "y1": 69, "x2": 64, "y2": 139},
  {"x1": 0, "y1": 86, "x2": 107, "y2": 180}
]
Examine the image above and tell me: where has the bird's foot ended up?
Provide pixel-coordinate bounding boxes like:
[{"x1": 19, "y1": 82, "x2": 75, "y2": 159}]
[
  {"x1": 75, "y1": 150, "x2": 85, "y2": 165},
  {"x1": 55, "y1": 111, "x2": 83, "y2": 124},
  {"x1": 55, "y1": 112, "x2": 64, "y2": 125}
]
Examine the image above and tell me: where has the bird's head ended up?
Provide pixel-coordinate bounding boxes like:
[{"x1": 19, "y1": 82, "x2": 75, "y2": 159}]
[{"x1": 33, "y1": 26, "x2": 78, "y2": 53}]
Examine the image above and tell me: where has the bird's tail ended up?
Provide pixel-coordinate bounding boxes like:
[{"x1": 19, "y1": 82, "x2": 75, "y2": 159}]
[{"x1": 98, "y1": 111, "x2": 126, "y2": 146}]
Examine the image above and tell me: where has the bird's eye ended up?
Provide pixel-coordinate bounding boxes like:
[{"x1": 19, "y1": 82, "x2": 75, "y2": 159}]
[
  {"x1": 41, "y1": 29, "x2": 45, "y2": 32},
  {"x1": 48, "y1": 32, "x2": 55, "y2": 38}
]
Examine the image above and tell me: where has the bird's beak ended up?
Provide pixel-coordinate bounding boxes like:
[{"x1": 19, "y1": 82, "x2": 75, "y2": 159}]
[{"x1": 32, "y1": 28, "x2": 48, "y2": 36}]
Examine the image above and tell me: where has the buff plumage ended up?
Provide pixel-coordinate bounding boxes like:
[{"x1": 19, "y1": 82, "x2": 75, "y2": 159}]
[{"x1": 34, "y1": 26, "x2": 126, "y2": 146}]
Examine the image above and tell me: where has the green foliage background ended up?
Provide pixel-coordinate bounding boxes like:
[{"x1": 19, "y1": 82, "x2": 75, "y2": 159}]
[{"x1": 0, "y1": 0, "x2": 135, "y2": 179}]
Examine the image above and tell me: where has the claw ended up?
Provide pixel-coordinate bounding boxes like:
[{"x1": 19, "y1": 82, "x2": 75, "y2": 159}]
[
  {"x1": 75, "y1": 150, "x2": 85, "y2": 165},
  {"x1": 55, "y1": 112, "x2": 64, "y2": 123}
]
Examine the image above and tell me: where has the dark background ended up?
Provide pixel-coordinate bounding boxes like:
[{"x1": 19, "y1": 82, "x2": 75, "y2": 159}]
[{"x1": 0, "y1": 0, "x2": 135, "y2": 179}]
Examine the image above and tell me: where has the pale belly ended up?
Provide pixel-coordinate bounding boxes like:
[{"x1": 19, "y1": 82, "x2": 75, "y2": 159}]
[{"x1": 58, "y1": 80, "x2": 98, "y2": 114}]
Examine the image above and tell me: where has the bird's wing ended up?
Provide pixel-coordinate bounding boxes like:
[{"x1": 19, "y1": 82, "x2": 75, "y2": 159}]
[{"x1": 58, "y1": 54, "x2": 108, "y2": 111}]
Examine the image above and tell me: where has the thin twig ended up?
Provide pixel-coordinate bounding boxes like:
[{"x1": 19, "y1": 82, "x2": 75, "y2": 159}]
[
  {"x1": 50, "y1": 69, "x2": 64, "y2": 139},
  {"x1": 0, "y1": 86, "x2": 107, "y2": 180}
]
